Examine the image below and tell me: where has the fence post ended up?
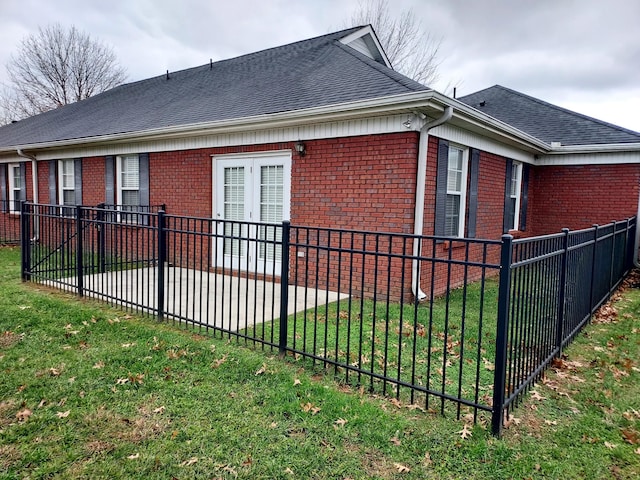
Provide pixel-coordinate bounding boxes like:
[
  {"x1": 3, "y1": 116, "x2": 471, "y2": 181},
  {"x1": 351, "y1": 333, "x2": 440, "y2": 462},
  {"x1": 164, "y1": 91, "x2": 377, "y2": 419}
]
[
  {"x1": 96, "y1": 203, "x2": 106, "y2": 274},
  {"x1": 589, "y1": 225, "x2": 599, "y2": 317},
  {"x1": 491, "y1": 233, "x2": 513, "y2": 437},
  {"x1": 20, "y1": 202, "x2": 31, "y2": 282},
  {"x1": 75, "y1": 205, "x2": 84, "y2": 297},
  {"x1": 157, "y1": 210, "x2": 166, "y2": 320},
  {"x1": 609, "y1": 221, "x2": 616, "y2": 293},
  {"x1": 278, "y1": 220, "x2": 291, "y2": 357},
  {"x1": 555, "y1": 228, "x2": 570, "y2": 354}
]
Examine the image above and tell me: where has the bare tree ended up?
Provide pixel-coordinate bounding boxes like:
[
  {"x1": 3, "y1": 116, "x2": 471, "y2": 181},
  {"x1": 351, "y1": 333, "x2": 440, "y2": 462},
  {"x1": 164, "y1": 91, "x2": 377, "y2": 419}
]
[
  {"x1": 349, "y1": 0, "x2": 441, "y2": 86},
  {"x1": 2, "y1": 24, "x2": 126, "y2": 122}
]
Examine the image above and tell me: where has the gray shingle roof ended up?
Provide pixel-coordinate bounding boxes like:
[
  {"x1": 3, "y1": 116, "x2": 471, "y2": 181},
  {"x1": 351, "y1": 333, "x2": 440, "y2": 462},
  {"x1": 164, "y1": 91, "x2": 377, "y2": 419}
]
[
  {"x1": 458, "y1": 85, "x2": 640, "y2": 146},
  {"x1": 0, "y1": 27, "x2": 429, "y2": 148}
]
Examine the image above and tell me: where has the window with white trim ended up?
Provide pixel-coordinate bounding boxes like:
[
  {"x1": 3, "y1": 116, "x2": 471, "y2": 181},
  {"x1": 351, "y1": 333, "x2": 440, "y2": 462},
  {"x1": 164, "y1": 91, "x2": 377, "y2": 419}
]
[
  {"x1": 58, "y1": 159, "x2": 75, "y2": 207},
  {"x1": 117, "y1": 154, "x2": 140, "y2": 212},
  {"x1": 8, "y1": 163, "x2": 22, "y2": 213},
  {"x1": 508, "y1": 162, "x2": 523, "y2": 230},
  {"x1": 444, "y1": 146, "x2": 469, "y2": 237}
]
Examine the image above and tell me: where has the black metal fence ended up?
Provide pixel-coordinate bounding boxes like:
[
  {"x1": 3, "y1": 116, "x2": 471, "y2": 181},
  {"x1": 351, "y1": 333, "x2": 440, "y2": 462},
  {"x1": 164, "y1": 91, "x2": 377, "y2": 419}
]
[
  {"x1": 17, "y1": 202, "x2": 637, "y2": 435},
  {"x1": 0, "y1": 200, "x2": 21, "y2": 244}
]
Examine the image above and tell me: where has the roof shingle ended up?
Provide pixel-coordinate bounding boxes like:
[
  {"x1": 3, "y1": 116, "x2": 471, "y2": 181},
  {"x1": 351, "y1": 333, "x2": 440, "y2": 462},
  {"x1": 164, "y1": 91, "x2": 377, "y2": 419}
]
[
  {"x1": 0, "y1": 27, "x2": 429, "y2": 148},
  {"x1": 458, "y1": 85, "x2": 640, "y2": 146}
]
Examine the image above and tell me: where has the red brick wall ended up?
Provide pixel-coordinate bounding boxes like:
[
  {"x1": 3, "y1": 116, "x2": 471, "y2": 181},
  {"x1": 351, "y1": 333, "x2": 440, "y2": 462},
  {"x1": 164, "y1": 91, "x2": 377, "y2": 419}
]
[
  {"x1": 291, "y1": 132, "x2": 419, "y2": 232},
  {"x1": 82, "y1": 157, "x2": 105, "y2": 206},
  {"x1": 528, "y1": 164, "x2": 640, "y2": 235}
]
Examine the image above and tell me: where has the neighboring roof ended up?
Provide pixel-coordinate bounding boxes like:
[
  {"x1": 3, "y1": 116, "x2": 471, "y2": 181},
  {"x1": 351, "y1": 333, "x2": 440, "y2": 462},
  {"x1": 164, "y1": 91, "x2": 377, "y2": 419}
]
[
  {"x1": 0, "y1": 26, "x2": 428, "y2": 149},
  {"x1": 458, "y1": 85, "x2": 640, "y2": 146}
]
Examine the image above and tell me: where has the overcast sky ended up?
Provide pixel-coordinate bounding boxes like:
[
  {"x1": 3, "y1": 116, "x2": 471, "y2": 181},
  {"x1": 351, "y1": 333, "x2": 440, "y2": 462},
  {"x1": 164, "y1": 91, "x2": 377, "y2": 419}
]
[{"x1": 1, "y1": 0, "x2": 638, "y2": 132}]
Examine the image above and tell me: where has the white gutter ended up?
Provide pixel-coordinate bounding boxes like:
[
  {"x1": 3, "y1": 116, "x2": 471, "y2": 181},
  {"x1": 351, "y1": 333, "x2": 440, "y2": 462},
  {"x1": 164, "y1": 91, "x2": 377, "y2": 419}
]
[
  {"x1": 412, "y1": 106, "x2": 453, "y2": 300},
  {"x1": 546, "y1": 143, "x2": 640, "y2": 154},
  {"x1": 0, "y1": 90, "x2": 549, "y2": 156}
]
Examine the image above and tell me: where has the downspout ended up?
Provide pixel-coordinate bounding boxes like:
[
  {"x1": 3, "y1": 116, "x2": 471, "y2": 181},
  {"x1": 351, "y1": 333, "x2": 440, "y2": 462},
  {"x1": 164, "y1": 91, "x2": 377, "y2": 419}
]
[
  {"x1": 412, "y1": 106, "x2": 453, "y2": 300},
  {"x1": 16, "y1": 149, "x2": 39, "y2": 241}
]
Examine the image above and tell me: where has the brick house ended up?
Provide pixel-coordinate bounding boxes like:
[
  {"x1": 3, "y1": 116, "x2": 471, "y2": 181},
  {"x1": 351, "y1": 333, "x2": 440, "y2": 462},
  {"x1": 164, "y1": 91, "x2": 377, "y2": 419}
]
[{"x1": 1, "y1": 26, "x2": 639, "y2": 299}]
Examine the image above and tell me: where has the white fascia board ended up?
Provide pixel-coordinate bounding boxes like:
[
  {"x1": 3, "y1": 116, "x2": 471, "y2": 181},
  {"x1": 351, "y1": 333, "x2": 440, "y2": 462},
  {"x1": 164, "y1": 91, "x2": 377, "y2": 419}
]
[
  {"x1": 545, "y1": 143, "x2": 640, "y2": 154},
  {"x1": 339, "y1": 25, "x2": 392, "y2": 68},
  {"x1": 2, "y1": 91, "x2": 443, "y2": 154},
  {"x1": 537, "y1": 151, "x2": 640, "y2": 166},
  {"x1": 3, "y1": 90, "x2": 548, "y2": 159}
]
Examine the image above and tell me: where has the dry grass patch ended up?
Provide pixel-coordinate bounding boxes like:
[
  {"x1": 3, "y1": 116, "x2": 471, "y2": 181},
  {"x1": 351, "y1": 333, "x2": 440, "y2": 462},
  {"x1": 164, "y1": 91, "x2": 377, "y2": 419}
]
[{"x1": 0, "y1": 330, "x2": 22, "y2": 348}]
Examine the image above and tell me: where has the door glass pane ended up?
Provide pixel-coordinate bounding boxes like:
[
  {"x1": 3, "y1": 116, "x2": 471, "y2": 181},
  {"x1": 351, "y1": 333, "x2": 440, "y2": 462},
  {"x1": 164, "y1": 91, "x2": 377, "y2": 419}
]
[
  {"x1": 259, "y1": 165, "x2": 283, "y2": 262},
  {"x1": 223, "y1": 167, "x2": 245, "y2": 257}
]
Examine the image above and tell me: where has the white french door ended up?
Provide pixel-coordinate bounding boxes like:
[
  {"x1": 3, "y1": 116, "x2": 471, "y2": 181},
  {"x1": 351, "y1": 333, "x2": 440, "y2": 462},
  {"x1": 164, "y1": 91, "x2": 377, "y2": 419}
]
[{"x1": 214, "y1": 152, "x2": 291, "y2": 275}]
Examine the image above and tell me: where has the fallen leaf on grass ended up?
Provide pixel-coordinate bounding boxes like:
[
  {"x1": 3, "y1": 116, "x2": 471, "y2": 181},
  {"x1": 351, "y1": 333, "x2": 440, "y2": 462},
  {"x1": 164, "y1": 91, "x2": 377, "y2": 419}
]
[
  {"x1": 116, "y1": 378, "x2": 129, "y2": 385},
  {"x1": 457, "y1": 424, "x2": 473, "y2": 440},
  {"x1": 544, "y1": 420, "x2": 557, "y2": 426},
  {"x1": 16, "y1": 408, "x2": 32, "y2": 422},
  {"x1": 293, "y1": 378, "x2": 301, "y2": 386},
  {"x1": 389, "y1": 398, "x2": 402, "y2": 409},
  {"x1": 530, "y1": 390, "x2": 546, "y2": 401},
  {"x1": 93, "y1": 361, "x2": 105, "y2": 369},
  {"x1": 128, "y1": 373, "x2": 144, "y2": 385},
  {"x1": 604, "y1": 441, "x2": 617, "y2": 449},
  {"x1": 622, "y1": 429, "x2": 640, "y2": 445},
  {"x1": 121, "y1": 343, "x2": 136, "y2": 348},
  {"x1": 179, "y1": 457, "x2": 198, "y2": 467},
  {"x1": 153, "y1": 406, "x2": 166, "y2": 414},
  {"x1": 483, "y1": 357, "x2": 495, "y2": 371},
  {"x1": 334, "y1": 418, "x2": 348, "y2": 428},
  {"x1": 284, "y1": 467, "x2": 294, "y2": 475},
  {"x1": 423, "y1": 451, "x2": 432, "y2": 466},
  {"x1": 301, "y1": 402, "x2": 321, "y2": 415},
  {"x1": 49, "y1": 367, "x2": 61, "y2": 377},
  {"x1": 394, "y1": 463, "x2": 411, "y2": 473},
  {"x1": 390, "y1": 436, "x2": 401, "y2": 446},
  {"x1": 127, "y1": 453, "x2": 139, "y2": 460},
  {"x1": 211, "y1": 354, "x2": 228, "y2": 369},
  {"x1": 56, "y1": 410, "x2": 70, "y2": 418},
  {"x1": 255, "y1": 363, "x2": 267, "y2": 375},
  {"x1": 38, "y1": 399, "x2": 47, "y2": 408},
  {"x1": 18, "y1": 305, "x2": 31, "y2": 310},
  {"x1": 635, "y1": 448, "x2": 640, "y2": 455}
]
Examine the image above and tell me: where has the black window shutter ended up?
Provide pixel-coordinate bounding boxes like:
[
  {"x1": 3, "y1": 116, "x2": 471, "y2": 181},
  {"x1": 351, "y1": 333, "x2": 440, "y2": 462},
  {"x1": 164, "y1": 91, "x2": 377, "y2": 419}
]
[
  {"x1": 139, "y1": 153, "x2": 150, "y2": 207},
  {"x1": 467, "y1": 149, "x2": 480, "y2": 238},
  {"x1": 519, "y1": 164, "x2": 530, "y2": 231},
  {"x1": 74, "y1": 159, "x2": 83, "y2": 205},
  {"x1": 434, "y1": 138, "x2": 449, "y2": 237},
  {"x1": 503, "y1": 159, "x2": 513, "y2": 233},
  {"x1": 105, "y1": 156, "x2": 115, "y2": 205},
  {"x1": 0, "y1": 164, "x2": 7, "y2": 212},
  {"x1": 19, "y1": 163, "x2": 27, "y2": 202},
  {"x1": 49, "y1": 160, "x2": 58, "y2": 204}
]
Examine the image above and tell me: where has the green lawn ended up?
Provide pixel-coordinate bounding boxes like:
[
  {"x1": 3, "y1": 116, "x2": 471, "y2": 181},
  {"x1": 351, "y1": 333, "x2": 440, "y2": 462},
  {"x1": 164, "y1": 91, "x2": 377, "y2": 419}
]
[{"x1": 1, "y1": 246, "x2": 639, "y2": 479}]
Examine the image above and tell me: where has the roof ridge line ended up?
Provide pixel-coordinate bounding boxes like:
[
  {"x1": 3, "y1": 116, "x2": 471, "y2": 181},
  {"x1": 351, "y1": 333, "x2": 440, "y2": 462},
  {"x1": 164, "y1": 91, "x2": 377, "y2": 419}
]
[{"x1": 122, "y1": 26, "x2": 367, "y2": 85}]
